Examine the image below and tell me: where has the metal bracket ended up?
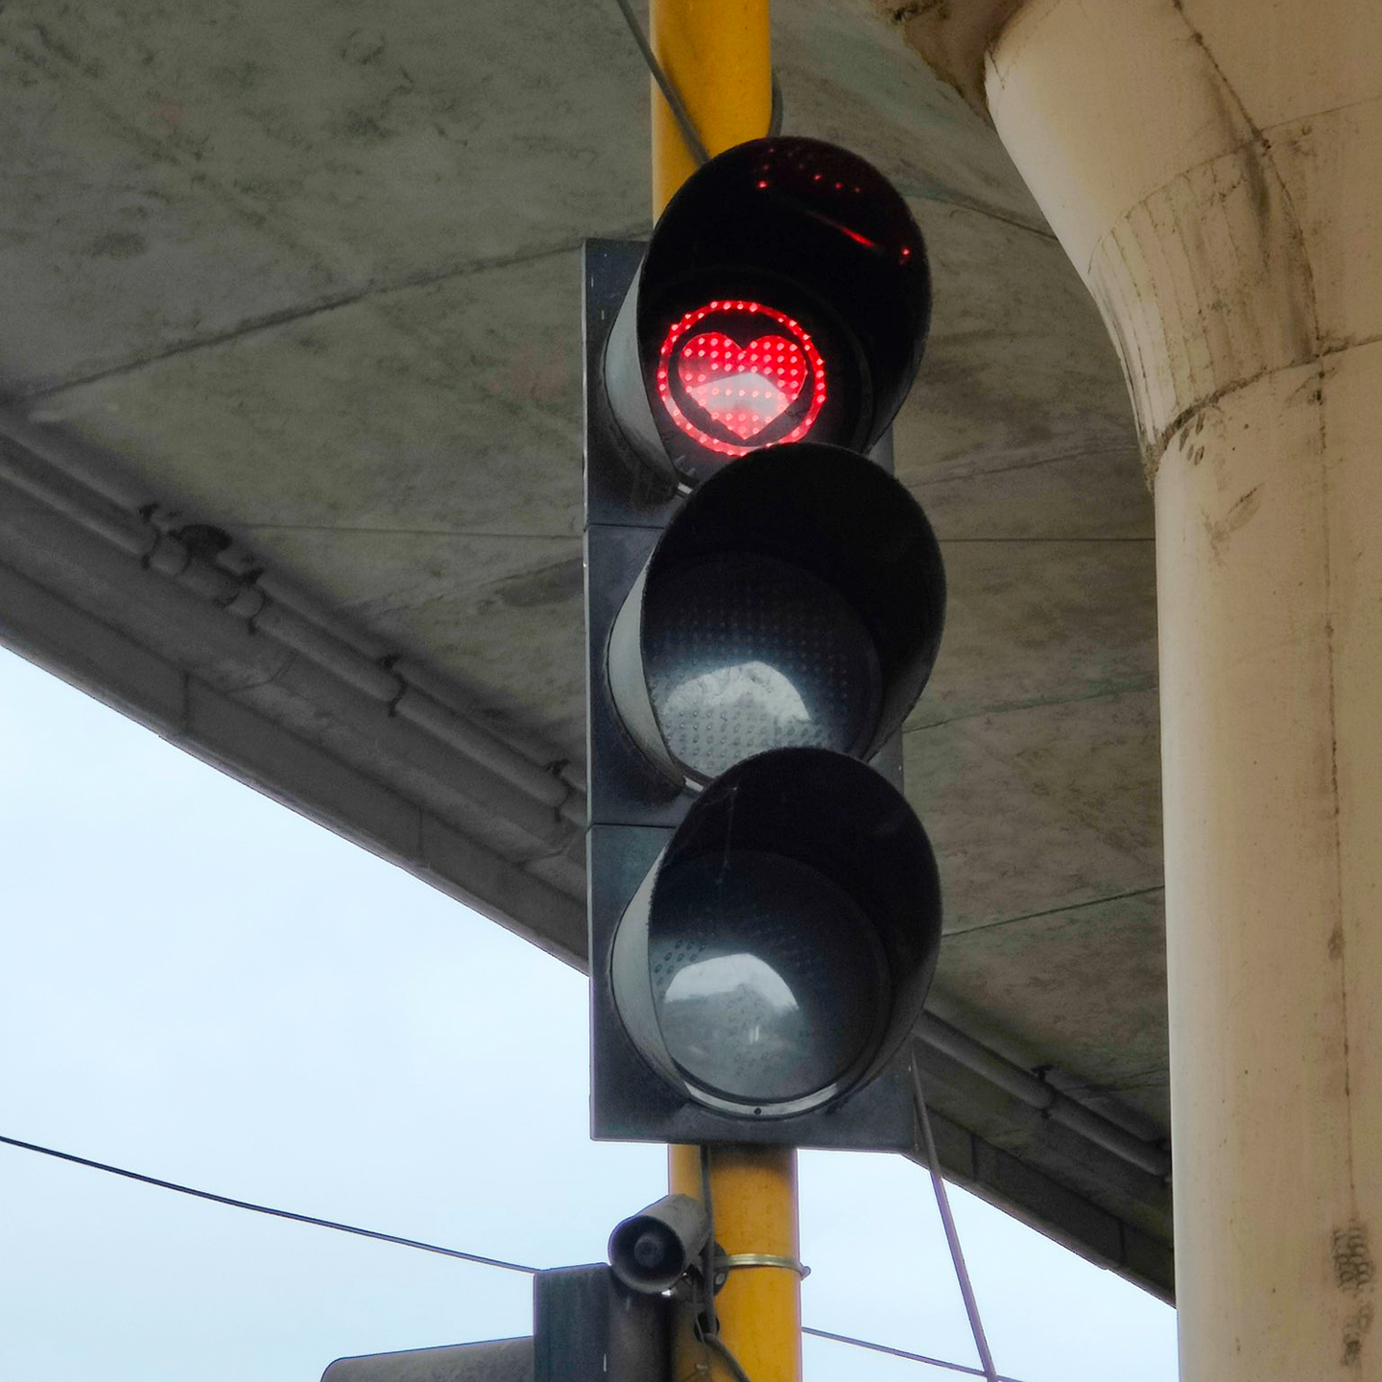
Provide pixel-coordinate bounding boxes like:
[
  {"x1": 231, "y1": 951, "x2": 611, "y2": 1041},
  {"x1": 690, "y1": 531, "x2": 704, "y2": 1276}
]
[{"x1": 717, "y1": 1252, "x2": 811, "y2": 1280}]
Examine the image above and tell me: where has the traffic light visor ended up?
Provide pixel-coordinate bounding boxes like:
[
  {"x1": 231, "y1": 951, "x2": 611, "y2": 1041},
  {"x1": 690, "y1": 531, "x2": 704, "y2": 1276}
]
[
  {"x1": 608, "y1": 748, "x2": 942, "y2": 1118},
  {"x1": 603, "y1": 137, "x2": 930, "y2": 485},
  {"x1": 605, "y1": 443, "x2": 945, "y2": 787}
]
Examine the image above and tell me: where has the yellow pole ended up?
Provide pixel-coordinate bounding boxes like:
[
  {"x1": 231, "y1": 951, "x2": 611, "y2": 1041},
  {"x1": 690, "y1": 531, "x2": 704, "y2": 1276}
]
[
  {"x1": 650, "y1": 0, "x2": 772, "y2": 217},
  {"x1": 670, "y1": 1144, "x2": 801, "y2": 1382},
  {"x1": 650, "y1": 6, "x2": 789, "y2": 1378}
]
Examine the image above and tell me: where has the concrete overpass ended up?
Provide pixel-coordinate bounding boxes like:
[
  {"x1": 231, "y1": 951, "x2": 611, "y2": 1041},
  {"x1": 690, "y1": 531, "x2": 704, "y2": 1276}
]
[{"x1": 0, "y1": 0, "x2": 1171, "y2": 1298}]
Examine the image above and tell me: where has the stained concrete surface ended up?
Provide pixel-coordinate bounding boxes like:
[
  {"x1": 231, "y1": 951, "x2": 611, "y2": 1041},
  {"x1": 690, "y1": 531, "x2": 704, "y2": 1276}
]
[{"x1": 0, "y1": 0, "x2": 1169, "y2": 1286}]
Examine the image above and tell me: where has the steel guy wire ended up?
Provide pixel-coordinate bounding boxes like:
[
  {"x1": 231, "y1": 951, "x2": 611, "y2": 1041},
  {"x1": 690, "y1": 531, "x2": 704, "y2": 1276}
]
[
  {"x1": 912, "y1": 1062, "x2": 1002, "y2": 1382},
  {"x1": 0, "y1": 1131, "x2": 536, "y2": 1275}
]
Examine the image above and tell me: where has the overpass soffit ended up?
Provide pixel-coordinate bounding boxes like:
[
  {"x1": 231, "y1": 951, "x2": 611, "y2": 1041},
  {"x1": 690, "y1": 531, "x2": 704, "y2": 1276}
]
[{"x1": 0, "y1": 0, "x2": 1166, "y2": 1293}]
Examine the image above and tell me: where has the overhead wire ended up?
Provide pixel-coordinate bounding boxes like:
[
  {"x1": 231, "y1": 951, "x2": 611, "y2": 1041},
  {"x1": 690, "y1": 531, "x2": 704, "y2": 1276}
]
[
  {"x1": 911, "y1": 1063, "x2": 1002, "y2": 1382},
  {"x1": 0, "y1": 1129, "x2": 1034, "y2": 1382},
  {"x1": 0, "y1": 1132, "x2": 536, "y2": 1276},
  {"x1": 803, "y1": 1325, "x2": 1025, "y2": 1381},
  {"x1": 608, "y1": 0, "x2": 785, "y2": 167}
]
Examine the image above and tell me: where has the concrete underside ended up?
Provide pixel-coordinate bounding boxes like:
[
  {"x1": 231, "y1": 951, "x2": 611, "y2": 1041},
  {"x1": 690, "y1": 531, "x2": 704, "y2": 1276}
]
[{"x1": 0, "y1": 0, "x2": 1171, "y2": 1294}]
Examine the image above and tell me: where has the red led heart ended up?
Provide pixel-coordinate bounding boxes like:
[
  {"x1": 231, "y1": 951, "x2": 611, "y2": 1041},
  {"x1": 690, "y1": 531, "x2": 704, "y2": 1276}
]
[{"x1": 676, "y1": 332, "x2": 808, "y2": 440}]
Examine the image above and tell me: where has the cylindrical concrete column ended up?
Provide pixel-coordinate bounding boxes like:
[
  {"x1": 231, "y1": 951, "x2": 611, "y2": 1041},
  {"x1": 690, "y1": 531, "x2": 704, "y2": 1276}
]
[{"x1": 944, "y1": 1, "x2": 1382, "y2": 1376}]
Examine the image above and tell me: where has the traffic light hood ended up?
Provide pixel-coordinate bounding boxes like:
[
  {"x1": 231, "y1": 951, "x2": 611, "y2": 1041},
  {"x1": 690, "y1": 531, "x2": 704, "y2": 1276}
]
[
  {"x1": 609, "y1": 747, "x2": 942, "y2": 1121},
  {"x1": 605, "y1": 442, "x2": 946, "y2": 788},
  {"x1": 604, "y1": 137, "x2": 930, "y2": 486}
]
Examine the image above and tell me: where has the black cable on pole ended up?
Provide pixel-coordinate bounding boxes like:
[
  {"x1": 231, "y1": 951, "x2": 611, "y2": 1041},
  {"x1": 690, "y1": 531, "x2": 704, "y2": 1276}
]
[
  {"x1": 0, "y1": 1132, "x2": 538, "y2": 1276},
  {"x1": 911, "y1": 1062, "x2": 1002, "y2": 1382},
  {"x1": 610, "y1": 0, "x2": 711, "y2": 167},
  {"x1": 699, "y1": 1328, "x2": 758, "y2": 1382},
  {"x1": 699, "y1": 1145, "x2": 719, "y2": 1338},
  {"x1": 692, "y1": 1147, "x2": 760, "y2": 1382}
]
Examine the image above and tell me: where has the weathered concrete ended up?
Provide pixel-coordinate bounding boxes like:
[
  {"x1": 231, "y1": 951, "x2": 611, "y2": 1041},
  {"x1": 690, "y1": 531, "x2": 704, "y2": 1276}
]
[
  {"x1": 924, "y1": 0, "x2": 1382, "y2": 1372},
  {"x1": 0, "y1": 0, "x2": 1170, "y2": 1290}
]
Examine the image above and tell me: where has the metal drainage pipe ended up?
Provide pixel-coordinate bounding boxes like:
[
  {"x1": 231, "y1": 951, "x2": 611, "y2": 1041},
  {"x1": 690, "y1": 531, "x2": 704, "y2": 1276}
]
[{"x1": 916, "y1": 1013, "x2": 1171, "y2": 1180}]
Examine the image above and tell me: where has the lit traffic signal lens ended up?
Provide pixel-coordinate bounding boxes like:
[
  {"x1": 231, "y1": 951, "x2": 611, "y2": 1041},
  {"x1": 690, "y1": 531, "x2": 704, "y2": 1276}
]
[
  {"x1": 602, "y1": 136, "x2": 929, "y2": 486},
  {"x1": 655, "y1": 299, "x2": 828, "y2": 457}
]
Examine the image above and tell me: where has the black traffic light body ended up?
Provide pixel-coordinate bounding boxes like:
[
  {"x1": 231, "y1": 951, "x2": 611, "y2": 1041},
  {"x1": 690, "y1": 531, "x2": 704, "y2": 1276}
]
[
  {"x1": 321, "y1": 1265, "x2": 670, "y2": 1382},
  {"x1": 601, "y1": 139, "x2": 931, "y2": 488},
  {"x1": 322, "y1": 132, "x2": 945, "y2": 1382},
  {"x1": 584, "y1": 139, "x2": 945, "y2": 1154}
]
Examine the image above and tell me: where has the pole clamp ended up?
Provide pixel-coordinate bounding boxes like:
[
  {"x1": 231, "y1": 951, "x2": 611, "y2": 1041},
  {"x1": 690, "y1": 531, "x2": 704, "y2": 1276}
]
[{"x1": 716, "y1": 1252, "x2": 811, "y2": 1279}]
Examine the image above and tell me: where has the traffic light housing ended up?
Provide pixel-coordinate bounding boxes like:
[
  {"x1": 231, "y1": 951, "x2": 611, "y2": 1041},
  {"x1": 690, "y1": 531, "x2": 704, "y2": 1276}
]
[
  {"x1": 585, "y1": 137, "x2": 945, "y2": 1152},
  {"x1": 321, "y1": 1265, "x2": 670, "y2": 1382},
  {"x1": 602, "y1": 138, "x2": 931, "y2": 487}
]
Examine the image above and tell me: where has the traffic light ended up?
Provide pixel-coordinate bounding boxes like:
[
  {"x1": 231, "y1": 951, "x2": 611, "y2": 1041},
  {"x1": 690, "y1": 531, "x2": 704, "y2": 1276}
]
[
  {"x1": 321, "y1": 1264, "x2": 670, "y2": 1382},
  {"x1": 585, "y1": 136, "x2": 945, "y2": 1152},
  {"x1": 601, "y1": 137, "x2": 930, "y2": 488},
  {"x1": 323, "y1": 1338, "x2": 533, "y2": 1382}
]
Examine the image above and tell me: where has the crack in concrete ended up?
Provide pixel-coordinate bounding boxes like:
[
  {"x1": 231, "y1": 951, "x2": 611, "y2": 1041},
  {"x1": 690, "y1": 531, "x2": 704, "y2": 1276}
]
[
  {"x1": 1149, "y1": 331, "x2": 1382, "y2": 472},
  {"x1": 3, "y1": 24, "x2": 326, "y2": 265},
  {"x1": 1059, "y1": 1067, "x2": 1169, "y2": 1099},
  {"x1": 909, "y1": 442, "x2": 1141, "y2": 488},
  {"x1": 904, "y1": 674, "x2": 1158, "y2": 733},
  {"x1": 934, "y1": 536, "x2": 1153, "y2": 544},
  {"x1": 20, "y1": 231, "x2": 641, "y2": 401},
  {"x1": 241, "y1": 524, "x2": 577, "y2": 541},
  {"x1": 900, "y1": 184, "x2": 1058, "y2": 241},
  {"x1": 945, "y1": 884, "x2": 1166, "y2": 938},
  {"x1": 1317, "y1": 352, "x2": 1357, "y2": 1228}
]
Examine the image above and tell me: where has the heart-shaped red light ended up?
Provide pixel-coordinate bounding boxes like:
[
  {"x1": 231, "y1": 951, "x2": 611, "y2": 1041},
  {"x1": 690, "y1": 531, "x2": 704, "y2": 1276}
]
[{"x1": 676, "y1": 332, "x2": 808, "y2": 440}]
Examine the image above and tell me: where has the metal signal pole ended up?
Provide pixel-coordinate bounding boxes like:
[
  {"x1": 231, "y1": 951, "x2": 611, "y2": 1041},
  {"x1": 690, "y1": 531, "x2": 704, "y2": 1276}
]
[
  {"x1": 650, "y1": 0, "x2": 772, "y2": 215},
  {"x1": 669, "y1": 1144, "x2": 801, "y2": 1382},
  {"x1": 649, "y1": 8, "x2": 799, "y2": 1379}
]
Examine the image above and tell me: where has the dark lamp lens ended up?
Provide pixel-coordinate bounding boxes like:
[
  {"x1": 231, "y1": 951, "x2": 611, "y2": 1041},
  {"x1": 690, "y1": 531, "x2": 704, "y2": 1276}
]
[
  {"x1": 649, "y1": 849, "x2": 889, "y2": 1107},
  {"x1": 643, "y1": 551, "x2": 880, "y2": 782}
]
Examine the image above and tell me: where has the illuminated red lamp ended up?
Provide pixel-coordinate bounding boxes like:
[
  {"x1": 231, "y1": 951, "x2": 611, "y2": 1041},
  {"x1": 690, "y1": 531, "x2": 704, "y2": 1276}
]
[{"x1": 655, "y1": 299, "x2": 828, "y2": 459}]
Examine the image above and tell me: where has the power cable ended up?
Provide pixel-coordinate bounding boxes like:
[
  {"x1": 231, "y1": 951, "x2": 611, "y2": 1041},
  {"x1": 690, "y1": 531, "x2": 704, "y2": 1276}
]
[
  {"x1": 911, "y1": 1063, "x2": 1001, "y2": 1382},
  {"x1": 0, "y1": 1132, "x2": 537, "y2": 1276},
  {"x1": 698, "y1": 1327, "x2": 758, "y2": 1382},
  {"x1": 692, "y1": 1146, "x2": 759, "y2": 1382},
  {"x1": 803, "y1": 1325, "x2": 1025, "y2": 1381},
  {"x1": 610, "y1": 0, "x2": 711, "y2": 167},
  {"x1": 0, "y1": 1129, "x2": 1034, "y2": 1382},
  {"x1": 699, "y1": 1145, "x2": 720, "y2": 1337}
]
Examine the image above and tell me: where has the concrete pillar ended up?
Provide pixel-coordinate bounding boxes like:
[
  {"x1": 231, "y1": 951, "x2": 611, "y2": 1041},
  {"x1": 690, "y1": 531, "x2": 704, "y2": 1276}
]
[{"x1": 894, "y1": 0, "x2": 1382, "y2": 1375}]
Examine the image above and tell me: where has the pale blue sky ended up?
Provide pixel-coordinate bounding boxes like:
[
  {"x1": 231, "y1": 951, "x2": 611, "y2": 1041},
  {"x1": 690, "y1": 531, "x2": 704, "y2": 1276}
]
[{"x1": 0, "y1": 645, "x2": 1176, "y2": 1380}]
